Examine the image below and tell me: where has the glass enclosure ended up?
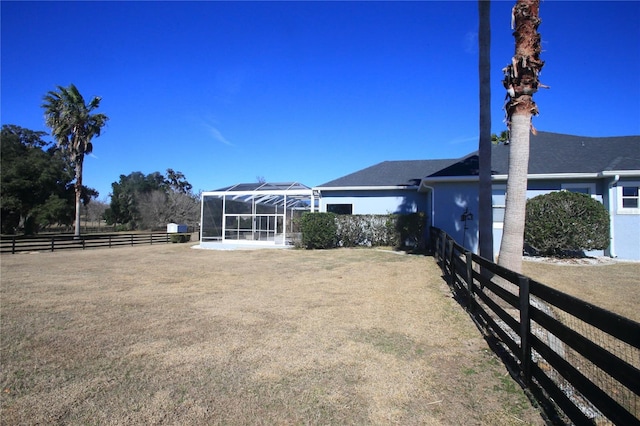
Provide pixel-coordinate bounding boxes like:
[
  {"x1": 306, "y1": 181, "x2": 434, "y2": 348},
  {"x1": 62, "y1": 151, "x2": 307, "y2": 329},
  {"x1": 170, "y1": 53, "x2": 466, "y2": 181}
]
[{"x1": 200, "y1": 182, "x2": 315, "y2": 245}]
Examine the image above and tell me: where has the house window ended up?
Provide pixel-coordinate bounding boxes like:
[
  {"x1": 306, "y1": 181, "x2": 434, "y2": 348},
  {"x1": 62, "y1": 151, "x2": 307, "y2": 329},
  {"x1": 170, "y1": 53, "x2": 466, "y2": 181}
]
[
  {"x1": 327, "y1": 204, "x2": 353, "y2": 215},
  {"x1": 618, "y1": 184, "x2": 640, "y2": 214},
  {"x1": 622, "y1": 187, "x2": 639, "y2": 208},
  {"x1": 492, "y1": 186, "x2": 506, "y2": 227}
]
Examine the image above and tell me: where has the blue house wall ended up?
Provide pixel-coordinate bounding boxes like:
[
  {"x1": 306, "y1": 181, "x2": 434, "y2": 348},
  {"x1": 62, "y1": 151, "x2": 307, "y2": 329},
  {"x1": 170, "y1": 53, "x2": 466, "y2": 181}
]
[
  {"x1": 317, "y1": 179, "x2": 640, "y2": 260},
  {"x1": 610, "y1": 178, "x2": 640, "y2": 260},
  {"x1": 314, "y1": 132, "x2": 639, "y2": 260},
  {"x1": 426, "y1": 182, "x2": 480, "y2": 253}
]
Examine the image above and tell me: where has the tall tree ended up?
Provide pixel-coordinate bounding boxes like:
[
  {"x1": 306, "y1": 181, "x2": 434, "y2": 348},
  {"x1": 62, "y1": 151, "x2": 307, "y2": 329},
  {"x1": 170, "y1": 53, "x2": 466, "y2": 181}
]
[
  {"x1": 164, "y1": 168, "x2": 193, "y2": 194},
  {"x1": 105, "y1": 170, "x2": 195, "y2": 230},
  {"x1": 0, "y1": 125, "x2": 75, "y2": 234},
  {"x1": 498, "y1": 0, "x2": 545, "y2": 272},
  {"x1": 42, "y1": 84, "x2": 108, "y2": 237},
  {"x1": 478, "y1": 0, "x2": 493, "y2": 260}
]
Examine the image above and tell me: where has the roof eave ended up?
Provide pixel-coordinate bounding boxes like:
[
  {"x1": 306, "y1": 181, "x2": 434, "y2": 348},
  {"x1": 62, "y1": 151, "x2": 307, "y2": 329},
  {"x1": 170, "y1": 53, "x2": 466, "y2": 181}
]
[
  {"x1": 313, "y1": 185, "x2": 419, "y2": 192},
  {"x1": 418, "y1": 171, "x2": 640, "y2": 189}
]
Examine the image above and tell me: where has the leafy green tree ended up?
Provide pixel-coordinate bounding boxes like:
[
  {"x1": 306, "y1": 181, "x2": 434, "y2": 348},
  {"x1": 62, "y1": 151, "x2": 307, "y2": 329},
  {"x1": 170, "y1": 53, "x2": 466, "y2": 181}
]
[
  {"x1": 105, "y1": 172, "x2": 163, "y2": 229},
  {"x1": 164, "y1": 168, "x2": 193, "y2": 194},
  {"x1": 42, "y1": 84, "x2": 108, "y2": 237},
  {"x1": 491, "y1": 130, "x2": 510, "y2": 144},
  {"x1": 525, "y1": 191, "x2": 610, "y2": 256},
  {"x1": 105, "y1": 170, "x2": 196, "y2": 230},
  {"x1": 1, "y1": 125, "x2": 75, "y2": 234}
]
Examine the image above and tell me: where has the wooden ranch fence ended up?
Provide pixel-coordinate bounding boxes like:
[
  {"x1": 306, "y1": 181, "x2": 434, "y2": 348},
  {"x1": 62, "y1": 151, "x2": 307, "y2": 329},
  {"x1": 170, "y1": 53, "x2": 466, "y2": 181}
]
[
  {"x1": 431, "y1": 228, "x2": 640, "y2": 425},
  {"x1": 0, "y1": 233, "x2": 179, "y2": 254}
]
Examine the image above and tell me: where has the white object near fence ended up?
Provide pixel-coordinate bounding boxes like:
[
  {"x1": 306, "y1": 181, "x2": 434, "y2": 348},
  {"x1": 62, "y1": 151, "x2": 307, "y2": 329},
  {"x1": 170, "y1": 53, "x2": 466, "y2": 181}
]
[{"x1": 167, "y1": 223, "x2": 188, "y2": 233}]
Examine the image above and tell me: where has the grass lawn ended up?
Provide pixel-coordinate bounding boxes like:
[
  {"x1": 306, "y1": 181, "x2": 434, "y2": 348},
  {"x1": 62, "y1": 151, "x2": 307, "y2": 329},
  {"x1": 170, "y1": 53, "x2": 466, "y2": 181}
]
[
  {"x1": 2, "y1": 244, "x2": 548, "y2": 425},
  {"x1": 522, "y1": 259, "x2": 640, "y2": 322}
]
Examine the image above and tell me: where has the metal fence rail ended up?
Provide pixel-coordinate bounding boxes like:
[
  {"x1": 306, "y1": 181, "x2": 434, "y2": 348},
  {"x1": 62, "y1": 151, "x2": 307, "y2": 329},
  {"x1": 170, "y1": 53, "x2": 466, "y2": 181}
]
[
  {"x1": 431, "y1": 227, "x2": 640, "y2": 425},
  {"x1": 0, "y1": 233, "x2": 173, "y2": 254}
]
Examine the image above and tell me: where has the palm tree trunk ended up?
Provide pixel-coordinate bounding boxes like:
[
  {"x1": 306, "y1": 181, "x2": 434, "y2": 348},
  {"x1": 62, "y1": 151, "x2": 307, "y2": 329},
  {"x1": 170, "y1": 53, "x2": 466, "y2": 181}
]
[
  {"x1": 498, "y1": 114, "x2": 530, "y2": 272},
  {"x1": 497, "y1": 0, "x2": 544, "y2": 273},
  {"x1": 478, "y1": 0, "x2": 493, "y2": 260},
  {"x1": 74, "y1": 159, "x2": 83, "y2": 237}
]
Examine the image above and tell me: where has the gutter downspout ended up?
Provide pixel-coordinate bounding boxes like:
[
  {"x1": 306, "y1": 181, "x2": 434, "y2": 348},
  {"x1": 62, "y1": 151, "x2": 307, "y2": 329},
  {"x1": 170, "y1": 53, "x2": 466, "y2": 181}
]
[
  {"x1": 608, "y1": 175, "x2": 620, "y2": 258},
  {"x1": 419, "y1": 184, "x2": 436, "y2": 249}
]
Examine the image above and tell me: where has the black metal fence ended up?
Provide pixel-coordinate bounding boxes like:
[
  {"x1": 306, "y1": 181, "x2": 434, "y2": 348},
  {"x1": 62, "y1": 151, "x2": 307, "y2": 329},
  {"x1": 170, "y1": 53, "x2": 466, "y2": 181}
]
[
  {"x1": 431, "y1": 227, "x2": 640, "y2": 425},
  {"x1": 0, "y1": 233, "x2": 177, "y2": 254}
]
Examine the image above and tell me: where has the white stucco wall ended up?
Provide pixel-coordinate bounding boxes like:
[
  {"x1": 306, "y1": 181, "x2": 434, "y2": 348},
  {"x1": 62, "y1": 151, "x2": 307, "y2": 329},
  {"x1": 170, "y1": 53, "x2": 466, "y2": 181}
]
[{"x1": 318, "y1": 190, "x2": 427, "y2": 215}]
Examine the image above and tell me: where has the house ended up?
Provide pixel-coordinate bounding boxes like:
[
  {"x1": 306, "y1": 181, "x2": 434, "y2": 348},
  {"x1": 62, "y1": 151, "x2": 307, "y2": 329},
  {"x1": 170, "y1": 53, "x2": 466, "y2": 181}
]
[{"x1": 314, "y1": 131, "x2": 640, "y2": 260}]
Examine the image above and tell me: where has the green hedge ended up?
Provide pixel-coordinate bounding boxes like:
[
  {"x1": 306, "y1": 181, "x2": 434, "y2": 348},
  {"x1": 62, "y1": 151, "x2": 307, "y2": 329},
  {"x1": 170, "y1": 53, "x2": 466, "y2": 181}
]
[
  {"x1": 394, "y1": 212, "x2": 426, "y2": 249},
  {"x1": 300, "y1": 212, "x2": 337, "y2": 249},
  {"x1": 169, "y1": 233, "x2": 192, "y2": 243},
  {"x1": 300, "y1": 212, "x2": 426, "y2": 250},
  {"x1": 525, "y1": 191, "x2": 610, "y2": 256}
]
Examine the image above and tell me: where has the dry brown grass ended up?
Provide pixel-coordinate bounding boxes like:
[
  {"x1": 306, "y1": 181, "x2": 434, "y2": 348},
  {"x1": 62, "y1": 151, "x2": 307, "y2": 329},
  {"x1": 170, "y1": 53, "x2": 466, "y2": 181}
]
[
  {"x1": 1, "y1": 245, "x2": 544, "y2": 425},
  {"x1": 522, "y1": 260, "x2": 640, "y2": 322}
]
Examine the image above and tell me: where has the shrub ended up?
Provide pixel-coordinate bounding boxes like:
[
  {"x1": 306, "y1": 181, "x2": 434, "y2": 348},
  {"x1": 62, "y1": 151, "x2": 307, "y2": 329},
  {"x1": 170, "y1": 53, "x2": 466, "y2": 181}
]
[
  {"x1": 300, "y1": 212, "x2": 337, "y2": 249},
  {"x1": 395, "y1": 212, "x2": 426, "y2": 249},
  {"x1": 169, "y1": 233, "x2": 192, "y2": 243},
  {"x1": 333, "y1": 213, "x2": 426, "y2": 249},
  {"x1": 525, "y1": 191, "x2": 610, "y2": 256},
  {"x1": 335, "y1": 214, "x2": 397, "y2": 247}
]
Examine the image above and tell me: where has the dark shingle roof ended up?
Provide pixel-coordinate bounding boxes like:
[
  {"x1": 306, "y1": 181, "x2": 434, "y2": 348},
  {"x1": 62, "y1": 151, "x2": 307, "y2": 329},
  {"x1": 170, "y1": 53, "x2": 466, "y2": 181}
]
[
  {"x1": 491, "y1": 131, "x2": 640, "y2": 175},
  {"x1": 317, "y1": 159, "x2": 458, "y2": 187},
  {"x1": 316, "y1": 132, "x2": 640, "y2": 188}
]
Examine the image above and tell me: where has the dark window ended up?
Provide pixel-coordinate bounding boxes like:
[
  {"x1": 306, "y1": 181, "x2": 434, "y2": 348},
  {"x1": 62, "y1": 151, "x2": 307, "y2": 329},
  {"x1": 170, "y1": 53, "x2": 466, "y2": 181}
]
[
  {"x1": 327, "y1": 204, "x2": 353, "y2": 215},
  {"x1": 622, "y1": 186, "x2": 639, "y2": 209}
]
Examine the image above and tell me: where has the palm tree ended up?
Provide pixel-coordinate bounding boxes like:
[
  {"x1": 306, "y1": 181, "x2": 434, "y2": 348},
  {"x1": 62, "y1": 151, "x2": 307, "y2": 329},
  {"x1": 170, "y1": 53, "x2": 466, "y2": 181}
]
[
  {"x1": 478, "y1": 0, "x2": 493, "y2": 261},
  {"x1": 497, "y1": 0, "x2": 545, "y2": 273},
  {"x1": 42, "y1": 84, "x2": 108, "y2": 237},
  {"x1": 491, "y1": 130, "x2": 509, "y2": 144}
]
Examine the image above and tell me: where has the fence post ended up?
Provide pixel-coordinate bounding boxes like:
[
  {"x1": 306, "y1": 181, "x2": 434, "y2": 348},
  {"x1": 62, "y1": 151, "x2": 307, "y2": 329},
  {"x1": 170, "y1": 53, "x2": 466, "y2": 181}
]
[
  {"x1": 130, "y1": 234, "x2": 134, "y2": 246},
  {"x1": 519, "y1": 275, "x2": 532, "y2": 385},
  {"x1": 109, "y1": 235, "x2": 112, "y2": 248},
  {"x1": 82, "y1": 238, "x2": 86, "y2": 250},
  {"x1": 12, "y1": 237, "x2": 16, "y2": 254},
  {"x1": 439, "y1": 231, "x2": 445, "y2": 267},
  {"x1": 51, "y1": 237, "x2": 55, "y2": 252},
  {"x1": 150, "y1": 233, "x2": 153, "y2": 245},
  {"x1": 447, "y1": 238, "x2": 454, "y2": 287},
  {"x1": 465, "y1": 251, "x2": 474, "y2": 312}
]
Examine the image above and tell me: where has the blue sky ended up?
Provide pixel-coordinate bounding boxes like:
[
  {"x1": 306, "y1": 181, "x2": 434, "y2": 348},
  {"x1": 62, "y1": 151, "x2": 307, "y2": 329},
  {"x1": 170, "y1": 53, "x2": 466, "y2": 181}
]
[{"x1": 2, "y1": 1, "x2": 639, "y2": 200}]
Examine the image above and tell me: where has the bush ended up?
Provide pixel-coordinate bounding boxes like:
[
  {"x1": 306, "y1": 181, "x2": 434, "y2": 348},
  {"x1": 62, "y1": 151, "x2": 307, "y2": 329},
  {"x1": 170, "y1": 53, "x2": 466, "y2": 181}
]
[
  {"x1": 335, "y1": 214, "x2": 397, "y2": 247},
  {"x1": 300, "y1": 212, "x2": 337, "y2": 249},
  {"x1": 525, "y1": 191, "x2": 610, "y2": 256},
  {"x1": 169, "y1": 233, "x2": 191, "y2": 243},
  {"x1": 395, "y1": 212, "x2": 426, "y2": 249}
]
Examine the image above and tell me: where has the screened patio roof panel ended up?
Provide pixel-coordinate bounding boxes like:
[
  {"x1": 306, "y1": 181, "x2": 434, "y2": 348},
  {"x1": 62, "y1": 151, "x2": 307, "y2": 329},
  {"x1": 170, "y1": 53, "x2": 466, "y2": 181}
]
[
  {"x1": 212, "y1": 182, "x2": 312, "y2": 193},
  {"x1": 202, "y1": 182, "x2": 314, "y2": 208}
]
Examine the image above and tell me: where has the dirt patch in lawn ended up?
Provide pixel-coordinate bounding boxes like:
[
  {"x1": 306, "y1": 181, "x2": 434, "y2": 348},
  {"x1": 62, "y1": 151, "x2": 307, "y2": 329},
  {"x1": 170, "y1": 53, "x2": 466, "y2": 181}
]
[{"x1": 1, "y1": 245, "x2": 543, "y2": 425}]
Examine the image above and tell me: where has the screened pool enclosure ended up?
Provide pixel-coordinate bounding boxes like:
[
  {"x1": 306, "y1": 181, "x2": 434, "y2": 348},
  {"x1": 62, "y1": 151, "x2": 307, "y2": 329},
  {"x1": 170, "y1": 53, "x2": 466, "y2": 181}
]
[{"x1": 200, "y1": 182, "x2": 316, "y2": 246}]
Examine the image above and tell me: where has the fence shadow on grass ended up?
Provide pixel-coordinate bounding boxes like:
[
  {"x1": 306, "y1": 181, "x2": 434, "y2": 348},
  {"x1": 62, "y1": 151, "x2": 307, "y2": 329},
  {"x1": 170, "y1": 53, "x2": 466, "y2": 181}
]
[{"x1": 430, "y1": 227, "x2": 640, "y2": 426}]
